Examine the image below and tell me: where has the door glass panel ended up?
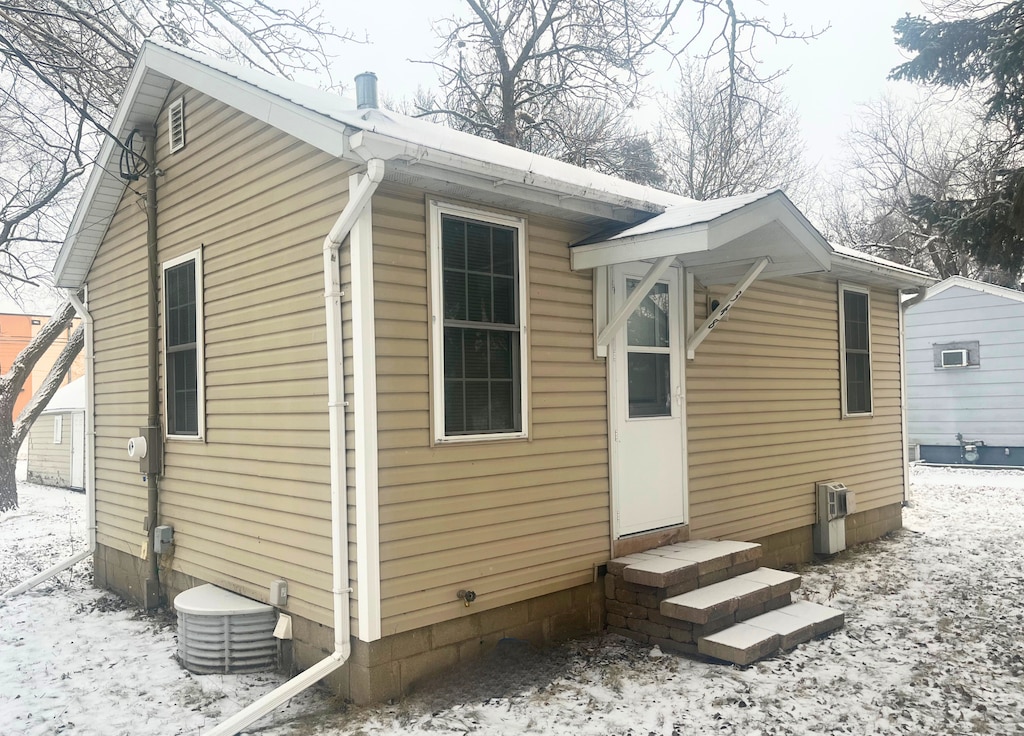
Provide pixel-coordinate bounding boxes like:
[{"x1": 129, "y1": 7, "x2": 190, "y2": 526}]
[
  {"x1": 626, "y1": 279, "x2": 669, "y2": 347},
  {"x1": 628, "y1": 353, "x2": 671, "y2": 417},
  {"x1": 624, "y1": 276, "x2": 672, "y2": 419}
]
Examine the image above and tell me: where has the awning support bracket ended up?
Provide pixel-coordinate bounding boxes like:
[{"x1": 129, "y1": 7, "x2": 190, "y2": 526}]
[
  {"x1": 686, "y1": 257, "x2": 769, "y2": 359},
  {"x1": 597, "y1": 255, "x2": 676, "y2": 347}
]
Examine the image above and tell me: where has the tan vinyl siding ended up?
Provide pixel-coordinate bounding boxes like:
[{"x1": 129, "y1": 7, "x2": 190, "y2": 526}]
[
  {"x1": 687, "y1": 276, "x2": 905, "y2": 541},
  {"x1": 371, "y1": 187, "x2": 610, "y2": 636},
  {"x1": 90, "y1": 162, "x2": 150, "y2": 560},
  {"x1": 26, "y1": 413, "x2": 78, "y2": 487},
  {"x1": 88, "y1": 86, "x2": 358, "y2": 628}
]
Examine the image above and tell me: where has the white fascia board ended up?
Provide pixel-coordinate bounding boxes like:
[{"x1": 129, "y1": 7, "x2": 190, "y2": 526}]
[
  {"x1": 53, "y1": 156, "x2": 124, "y2": 287},
  {"x1": 349, "y1": 129, "x2": 670, "y2": 221},
  {"x1": 571, "y1": 226, "x2": 710, "y2": 270},
  {"x1": 145, "y1": 46, "x2": 351, "y2": 159},
  {"x1": 55, "y1": 44, "x2": 356, "y2": 288},
  {"x1": 832, "y1": 253, "x2": 935, "y2": 288},
  {"x1": 924, "y1": 275, "x2": 1024, "y2": 303}
]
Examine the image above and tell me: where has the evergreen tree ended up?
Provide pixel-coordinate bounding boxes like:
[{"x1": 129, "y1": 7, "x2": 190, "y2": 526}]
[{"x1": 890, "y1": 2, "x2": 1024, "y2": 274}]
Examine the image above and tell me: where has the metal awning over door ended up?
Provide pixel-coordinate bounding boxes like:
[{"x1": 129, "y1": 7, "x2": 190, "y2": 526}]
[{"x1": 572, "y1": 190, "x2": 834, "y2": 358}]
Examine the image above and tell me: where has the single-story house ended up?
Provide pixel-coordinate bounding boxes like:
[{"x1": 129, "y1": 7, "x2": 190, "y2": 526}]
[
  {"x1": 26, "y1": 377, "x2": 86, "y2": 490},
  {"x1": 905, "y1": 276, "x2": 1024, "y2": 465},
  {"x1": 52, "y1": 42, "x2": 932, "y2": 712}
]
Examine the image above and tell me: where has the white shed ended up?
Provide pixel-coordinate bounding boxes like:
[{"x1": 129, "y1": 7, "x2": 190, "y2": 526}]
[{"x1": 26, "y1": 377, "x2": 86, "y2": 489}]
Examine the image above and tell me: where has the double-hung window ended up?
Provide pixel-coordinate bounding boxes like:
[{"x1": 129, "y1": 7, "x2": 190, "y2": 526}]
[
  {"x1": 839, "y1": 283, "x2": 872, "y2": 416},
  {"x1": 430, "y1": 202, "x2": 528, "y2": 442},
  {"x1": 163, "y1": 250, "x2": 205, "y2": 438}
]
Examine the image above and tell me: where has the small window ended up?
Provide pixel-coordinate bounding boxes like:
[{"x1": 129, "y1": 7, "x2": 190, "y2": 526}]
[
  {"x1": 430, "y1": 202, "x2": 528, "y2": 442},
  {"x1": 839, "y1": 284, "x2": 872, "y2": 416},
  {"x1": 168, "y1": 97, "x2": 186, "y2": 153},
  {"x1": 53, "y1": 415, "x2": 63, "y2": 444},
  {"x1": 163, "y1": 250, "x2": 205, "y2": 437}
]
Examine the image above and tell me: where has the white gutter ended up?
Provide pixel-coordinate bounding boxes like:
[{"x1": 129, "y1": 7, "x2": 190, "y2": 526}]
[
  {"x1": 2, "y1": 290, "x2": 95, "y2": 599},
  {"x1": 202, "y1": 158, "x2": 385, "y2": 736}
]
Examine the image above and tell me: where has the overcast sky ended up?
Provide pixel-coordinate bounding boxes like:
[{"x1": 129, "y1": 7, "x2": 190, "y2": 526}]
[
  {"x1": 325, "y1": 0, "x2": 930, "y2": 172},
  {"x1": 8, "y1": 0, "x2": 934, "y2": 315}
]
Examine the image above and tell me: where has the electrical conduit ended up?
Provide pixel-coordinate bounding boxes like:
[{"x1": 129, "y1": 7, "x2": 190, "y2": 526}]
[{"x1": 202, "y1": 158, "x2": 385, "y2": 736}]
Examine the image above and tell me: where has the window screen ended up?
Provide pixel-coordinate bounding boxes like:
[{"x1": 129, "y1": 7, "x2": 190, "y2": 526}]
[
  {"x1": 165, "y1": 259, "x2": 199, "y2": 435},
  {"x1": 440, "y1": 215, "x2": 521, "y2": 435},
  {"x1": 842, "y1": 288, "x2": 871, "y2": 415}
]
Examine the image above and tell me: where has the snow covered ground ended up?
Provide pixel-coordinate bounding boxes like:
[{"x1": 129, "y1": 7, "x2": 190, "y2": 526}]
[{"x1": 2, "y1": 467, "x2": 1023, "y2": 735}]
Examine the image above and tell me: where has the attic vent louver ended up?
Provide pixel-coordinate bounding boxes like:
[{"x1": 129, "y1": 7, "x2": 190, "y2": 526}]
[{"x1": 168, "y1": 96, "x2": 185, "y2": 153}]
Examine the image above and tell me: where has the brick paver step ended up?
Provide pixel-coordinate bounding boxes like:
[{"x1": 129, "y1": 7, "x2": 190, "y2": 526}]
[
  {"x1": 659, "y1": 567, "x2": 800, "y2": 624},
  {"x1": 697, "y1": 600, "x2": 845, "y2": 666},
  {"x1": 697, "y1": 622, "x2": 780, "y2": 666},
  {"x1": 612, "y1": 540, "x2": 762, "y2": 589}
]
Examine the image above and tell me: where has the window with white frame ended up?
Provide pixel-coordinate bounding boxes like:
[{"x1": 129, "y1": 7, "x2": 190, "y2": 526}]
[
  {"x1": 430, "y1": 202, "x2": 528, "y2": 441},
  {"x1": 163, "y1": 250, "x2": 205, "y2": 437},
  {"x1": 839, "y1": 283, "x2": 872, "y2": 416},
  {"x1": 53, "y1": 415, "x2": 63, "y2": 444}
]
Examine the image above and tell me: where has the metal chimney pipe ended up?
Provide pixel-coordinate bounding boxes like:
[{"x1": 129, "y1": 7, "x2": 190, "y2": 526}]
[{"x1": 355, "y1": 72, "x2": 378, "y2": 109}]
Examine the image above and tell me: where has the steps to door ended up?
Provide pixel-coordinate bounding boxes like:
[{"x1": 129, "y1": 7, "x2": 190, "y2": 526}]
[{"x1": 605, "y1": 539, "x2": 844, "y2": 665}]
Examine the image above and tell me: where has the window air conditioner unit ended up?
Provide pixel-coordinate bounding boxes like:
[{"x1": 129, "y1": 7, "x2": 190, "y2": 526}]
[
  {"x1": 814, "y1": 481, "x2": 856, "y2": 555},
  {"x1": 941, "y1": 349, "x2": 968, "y2": 368}
]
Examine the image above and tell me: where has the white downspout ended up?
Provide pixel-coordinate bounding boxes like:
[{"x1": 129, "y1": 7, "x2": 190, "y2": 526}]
[
  {"x1": 202, "y1": 158, "x2": 385, "y2": 736},
  {"x1": 2, "y1": 289, "x2": 95, "y2": 598}
]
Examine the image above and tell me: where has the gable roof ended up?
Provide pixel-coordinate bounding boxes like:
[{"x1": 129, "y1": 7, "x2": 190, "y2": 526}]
[
  {"x1": 42, "y1": 377, "x2": 86, "y2": 414},
  {"x1": 54, "y1": 42, "x2": 686, "y2": 289},
  {"x1": 55, "y1": 42, "x2": 932, "y2": 291},
  {"x1": 921, "y1": 275, "x2": 1024, "y2": 304}
]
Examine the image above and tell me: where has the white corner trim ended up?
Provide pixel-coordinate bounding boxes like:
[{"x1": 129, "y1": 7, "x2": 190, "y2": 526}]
[{"x1": 350, "y1": 177, "x2": 382, "y2": 642}]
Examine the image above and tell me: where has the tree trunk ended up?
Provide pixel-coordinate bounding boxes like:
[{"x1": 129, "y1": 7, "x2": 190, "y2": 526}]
[
  {"x1": 0, "y1": 415, "x2": 17, "y2": 513},
  {"x1": 0, "y1": 300, "x2": 84, "y2": 512}
]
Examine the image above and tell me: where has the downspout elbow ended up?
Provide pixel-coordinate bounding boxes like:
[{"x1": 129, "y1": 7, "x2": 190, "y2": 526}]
[{"x1": 901, "y1": 287, "x2": 926, "y2": 310}]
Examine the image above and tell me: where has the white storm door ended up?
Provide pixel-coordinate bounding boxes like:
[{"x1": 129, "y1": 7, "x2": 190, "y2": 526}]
[{"x1": 611, "y1": 264, "x2": 686, "y2": 536}]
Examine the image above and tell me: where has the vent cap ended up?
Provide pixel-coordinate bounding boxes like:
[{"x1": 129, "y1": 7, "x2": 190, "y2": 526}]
[{"x1": 355, "y1": 72, "x2": 378, "y2": 109}]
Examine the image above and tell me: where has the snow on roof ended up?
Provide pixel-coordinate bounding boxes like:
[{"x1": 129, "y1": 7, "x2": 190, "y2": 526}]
[
  {"x1": 579, "y1": 190, "x2": 782, "y2": 243},
  {"x1": 163, "y1": 43, "x2": 689, "y2": 208},
  {"x1": 829, "y1": 243, "x2": 933, "y2": 285},
  {"x1": 923, "y1": 275, "x2": 1024, "y2": 303},
  {"x1": 54, "y1": 41, "x2": 928, "y2": 291},
  {"x1": 42, "y1": 377, "x2": 85, "y2": 414}
]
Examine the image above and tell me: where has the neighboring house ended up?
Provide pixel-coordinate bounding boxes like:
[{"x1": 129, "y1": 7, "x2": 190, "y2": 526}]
[
  {"x1": 0, "y1": 312, "x2": 85, "y2": 421},
  {"x1": 52, "y1": 43, "x2": 932, "y2": 705},
  {"x1": 905, "y1": 276, "x2": 1024, "y2": 466},
  {"x1": 26, "y1": 377, "x2": 86, "y2": 489}
]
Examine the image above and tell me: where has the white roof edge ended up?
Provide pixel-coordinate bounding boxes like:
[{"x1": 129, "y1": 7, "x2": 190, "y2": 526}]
[
  {"x1": 830, "y1": 244, "x2": 934, "y2": 287},
  {"x1": 41, "y1": 377, "x2": 86, "y2": 414},
  {"x1": 56, "y1": 41, "x2": 693, "y2": 287},
  {"x1": 924, "y1": 275, "x2": 1024, "y2": 303}
]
